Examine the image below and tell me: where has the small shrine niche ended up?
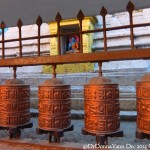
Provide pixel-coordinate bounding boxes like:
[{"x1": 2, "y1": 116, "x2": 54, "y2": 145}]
[
  {"x1": 49, "y1": 17, "x2": 97, "y2": 55},
  {"x1": 44, "y1": 17, "x2": 97, "y2": 74},
  {"x1": 60, "y1": 24, "x2": 80, "y2": 54}
]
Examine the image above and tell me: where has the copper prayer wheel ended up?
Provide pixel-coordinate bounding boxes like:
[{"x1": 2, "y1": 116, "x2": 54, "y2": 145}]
[
  {"x1": 136, "y1": 73, "x2": 150, "y2": 134},
  {"x1": 38, "y1": 78, "x2": 71, "y2": 131},
  {"x1": 0, "y1": 79, "x2": 30, "y2": 127},
  {"x1": 83, "y1": 75, "x2": 120, "y2": 135}
]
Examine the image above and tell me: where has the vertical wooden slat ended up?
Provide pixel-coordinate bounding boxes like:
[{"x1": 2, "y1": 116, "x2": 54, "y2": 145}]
[
  {"x1": 100, "y1": 7, "x2": 108, "y2": 52},
  {"x1": 55, "y1": 12, "x2": 62, "y2": 55},
  {"x1": 1, "y1": 21, "x2": 6, "y2": 59},
  {"x1": 127, "y1": 1, "x2": 135, "y2": 49},
  {"x1": 77, "y1": 10, "x2": 84, "y2": 53},
  {"x1": 36, "y1": 16, "x2": 42, "y2": 56},
  {"x1": 17, "y1": 19, "x2": 23, "y2": 57}
]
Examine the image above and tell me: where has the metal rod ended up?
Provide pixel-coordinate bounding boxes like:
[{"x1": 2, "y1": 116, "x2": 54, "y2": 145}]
[
  {"x1": 52, "y1": 64, "x2": 57, "y2": 78},
  {"x1": 55, "y1": 13, "x2": 62, "y2": 55},
  {"x1": 1, "y1": 22, "x2": 6, "y2": 59},
  {"x1": 36, "y1": 16, "x2": 42, "y2": 57},
  {"x1": 127, "y1": 1, "x2": 135, "y2": 49},
  {"x1": 2, "y1": 28, "x2": 5, "y2": 59},
  {"x1": 77, "y1": 10, "x2": 84, "y2": 53},
  {"x1": 129, "y1": 13, "x2": 134, "y2": 49},
  {"x1": 100, "y1": 7, "x2": 108, "y2": 52},
  {"x1": 19, "y1": 27, "x2": 22, "y2": 57},
  {"x1": 17, "y1": 19, "x2": 23, "y2": 58},
  {"x1": 98, "y1": 62, "x2": 102, "y2": 76},
  {"x1": 37, "y1": 25, "x2": 41, "y2": 56},
  {"x1": 103, "y1": 19, "x2": 107, "y2": 52},
  {"x1": 57, "y1": 23, "x2": 61, "y2": 55},
  {"x1": 79, "y1": 20, "x2": 83, "y2": 53},
  {"x1": 13, "y1": 66, "x2": 17, "y2": 79}
]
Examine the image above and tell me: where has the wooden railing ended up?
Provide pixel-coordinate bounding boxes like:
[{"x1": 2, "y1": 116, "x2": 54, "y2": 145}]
[{"x1": 0, "y1": 1, "x2": 150, "y2": 67}]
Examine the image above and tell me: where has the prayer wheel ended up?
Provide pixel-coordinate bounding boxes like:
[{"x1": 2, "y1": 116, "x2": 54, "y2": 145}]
[
  {"x1": 83, "y1": 75, "x2": 120, "y2": 135},
  {"x1": 0, "y1": 79, "x2": 30, "y2": 127},
  {"x1": 136, "y1": 73, "x2": 150, "y2": 134},
  {"x1": 38, "y1": 78, "x2": 71, "y2": 131}
]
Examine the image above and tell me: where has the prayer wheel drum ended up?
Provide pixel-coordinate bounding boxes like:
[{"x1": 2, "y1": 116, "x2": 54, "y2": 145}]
[
  {"x1": 83, "y1": 76, "x2": 120, "y2": 135},
  {"x1": 0, "y1": 79, "x2": 30, "y2": 127},
  {"x1": 136, "y1": 74, "x2": 150, "y2": 134},
  {"x1": 38, "y1": 78, "x2": 71, "y2": 131}
]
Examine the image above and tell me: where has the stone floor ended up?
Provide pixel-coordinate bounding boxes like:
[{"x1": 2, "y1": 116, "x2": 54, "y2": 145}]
[{"x1": 0, "y1": 118, "x2": 149, "y2": 150}]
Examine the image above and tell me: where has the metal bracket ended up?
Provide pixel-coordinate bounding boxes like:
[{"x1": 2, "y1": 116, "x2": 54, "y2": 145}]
[
  {"x1": 82, "y1": 128, "x2": 123, "y2": 145},
  {"x1": 36, "y1": 125, "x2": 74, "y2": 143},
  {"x1": 0, "y1": 122, "x2": 33, "y2": 139}
]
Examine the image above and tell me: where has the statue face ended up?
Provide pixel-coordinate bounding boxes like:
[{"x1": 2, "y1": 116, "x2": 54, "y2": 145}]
[{"x1": 71, "y1": 37, "x2": 76, "y2": 42}]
